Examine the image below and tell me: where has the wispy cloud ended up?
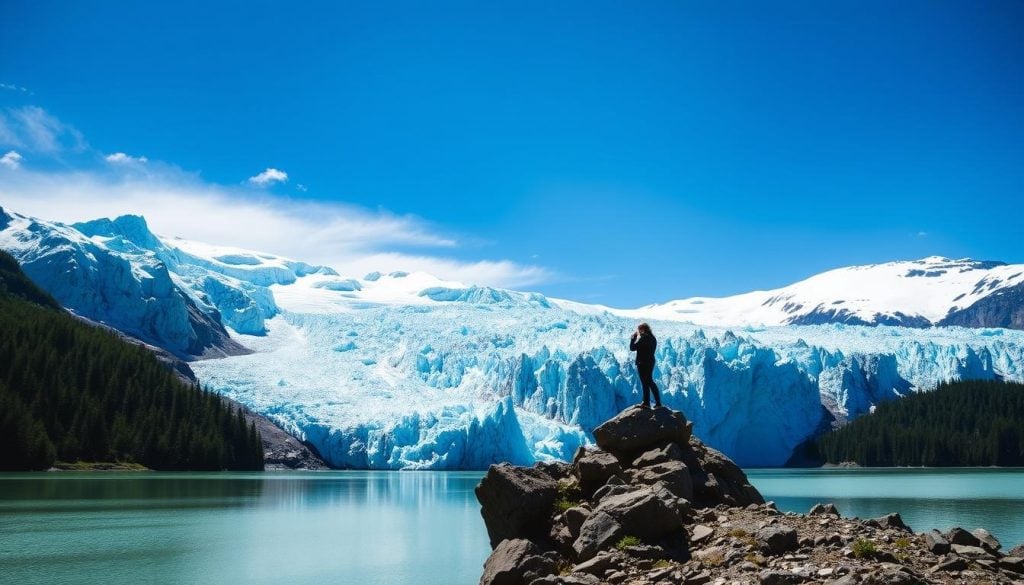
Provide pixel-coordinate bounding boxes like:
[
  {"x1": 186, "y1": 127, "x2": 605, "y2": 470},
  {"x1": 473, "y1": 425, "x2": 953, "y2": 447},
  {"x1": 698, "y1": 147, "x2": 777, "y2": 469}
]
[
  {"x1": 0, "y1": 83, "x2": 31, "y2": 94},
  {"x1": 248, "y1": 167, "x2": 288, "y2": 187},
  {"x1": 105, "y1": 152, "x2": 149, "y2": 164},
  {"x1": 915, "y1": 231, "x2": 928, "y2": 238},
  {"x1": 0, "y1": 165, "x2": 552, "y2": 288},
  {"x1": 0, "y1": 150, "x2": 22, "y2": 170},
  {"x1": 0, "y1": 106, "x2": 85, "y2": 153},
  {"x1": 0, "y1": 106, "x2": 553, "y2": 289}
]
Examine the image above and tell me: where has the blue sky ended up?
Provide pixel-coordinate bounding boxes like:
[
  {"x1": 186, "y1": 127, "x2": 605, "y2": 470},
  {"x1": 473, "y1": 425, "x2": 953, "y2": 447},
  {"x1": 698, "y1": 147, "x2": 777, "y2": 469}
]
[{"x1": 1, "y1": 1, "x2": 1022, "y2": 306}]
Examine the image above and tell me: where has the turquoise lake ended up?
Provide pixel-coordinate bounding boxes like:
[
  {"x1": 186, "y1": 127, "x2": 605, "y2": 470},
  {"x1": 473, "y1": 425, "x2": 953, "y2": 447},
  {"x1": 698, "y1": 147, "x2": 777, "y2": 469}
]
[{"x1": 1, "y1": 468, "x2": 1021, "y2": 585}]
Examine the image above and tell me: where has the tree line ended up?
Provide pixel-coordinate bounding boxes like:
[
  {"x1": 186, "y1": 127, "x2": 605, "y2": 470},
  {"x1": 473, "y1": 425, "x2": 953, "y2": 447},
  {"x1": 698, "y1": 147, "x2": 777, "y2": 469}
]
[
  {"x1": 809, "y1": 379, "x2": 1024, "y2": 467},
  {"x1": 0, "y1": 249, "x2": 263, "y2": 471}
]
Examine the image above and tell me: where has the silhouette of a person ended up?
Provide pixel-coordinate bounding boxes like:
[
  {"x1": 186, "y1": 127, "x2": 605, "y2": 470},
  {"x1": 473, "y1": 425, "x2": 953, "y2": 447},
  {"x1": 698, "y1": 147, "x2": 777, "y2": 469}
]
[{"x1": 629, "y1": 323, "x2": 661, "y2": 408}]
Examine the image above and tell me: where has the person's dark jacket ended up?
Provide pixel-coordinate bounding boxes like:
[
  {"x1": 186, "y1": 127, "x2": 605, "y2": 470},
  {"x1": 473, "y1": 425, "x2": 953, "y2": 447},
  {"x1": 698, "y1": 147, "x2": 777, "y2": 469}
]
[{"x1": 630, "y1": 333, "x2": 657, "y2": 365}]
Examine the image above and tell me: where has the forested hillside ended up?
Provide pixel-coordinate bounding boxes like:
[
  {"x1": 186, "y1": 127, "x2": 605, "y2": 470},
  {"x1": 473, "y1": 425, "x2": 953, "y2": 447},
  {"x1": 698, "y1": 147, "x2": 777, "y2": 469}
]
[
  {"x1": 811, "y1": 379, "x2": 1024, "y2": 466},
  {"x1": 0, "y1": 249, "x2": 263, "y2": 471}
]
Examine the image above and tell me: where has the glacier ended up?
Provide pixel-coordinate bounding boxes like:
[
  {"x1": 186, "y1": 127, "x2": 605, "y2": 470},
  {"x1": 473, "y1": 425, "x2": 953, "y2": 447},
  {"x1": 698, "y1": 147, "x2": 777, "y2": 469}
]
[{"x1": 4, "y1": 206, "x2": 1024, "y2": 468}]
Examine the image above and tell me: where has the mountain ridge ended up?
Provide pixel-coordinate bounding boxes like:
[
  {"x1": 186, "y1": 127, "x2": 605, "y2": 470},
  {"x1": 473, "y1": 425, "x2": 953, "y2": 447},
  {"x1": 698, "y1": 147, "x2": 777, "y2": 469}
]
[{"x1": 3, "y1": 206, "x2": 1024, "y2": 469}]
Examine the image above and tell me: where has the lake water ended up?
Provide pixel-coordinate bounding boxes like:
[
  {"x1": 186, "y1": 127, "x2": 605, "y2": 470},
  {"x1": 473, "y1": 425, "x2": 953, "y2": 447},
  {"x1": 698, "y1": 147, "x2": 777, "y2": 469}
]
[{"x1": 0, "y1": 468, "x2": 1021, "y2": 585}]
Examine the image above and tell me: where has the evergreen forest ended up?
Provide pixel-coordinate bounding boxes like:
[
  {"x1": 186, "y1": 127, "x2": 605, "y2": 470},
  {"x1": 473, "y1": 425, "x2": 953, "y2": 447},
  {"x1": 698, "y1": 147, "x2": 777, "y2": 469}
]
[
  {"x1": 811, "y1": 379, "x2": 1024, "y2": 466},
  {"x1": 0, "y1": 249, "x2": 264, "y2": 471}
]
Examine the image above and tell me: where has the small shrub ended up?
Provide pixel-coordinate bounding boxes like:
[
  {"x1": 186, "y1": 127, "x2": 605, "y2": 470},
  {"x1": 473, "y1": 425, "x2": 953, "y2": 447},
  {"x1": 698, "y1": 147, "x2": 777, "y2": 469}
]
[
  {"x1": 851, "y1": 538, "x2": 877, "y2": 558},
  {"x1": 700, "y1": 552, "x2": 725, "y2": 567},
  {"x1": 553, "y1": 498, "x2": 577, "y2": 513},
  {"x1": 744, "y1": 553, "x2": 767, "y2": 566},
  {"x1": 615, "y1": 535, "x2": 641, "y2": 550},
  {"x1": 894, "y1": 536, "x2": 911, "y2": 549},
  {"x1": 728, "y1": 528, "x2": 749, "y2": 538},
  {"x1": 652, "y1": 559, "x2": 672, "y2": 569}
]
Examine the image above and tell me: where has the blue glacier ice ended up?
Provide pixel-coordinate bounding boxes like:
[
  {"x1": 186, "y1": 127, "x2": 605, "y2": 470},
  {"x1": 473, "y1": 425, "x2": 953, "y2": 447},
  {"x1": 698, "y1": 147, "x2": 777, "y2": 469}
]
[{"x1": 3, "y1": 207, "x2": 1024, "y2": 469}]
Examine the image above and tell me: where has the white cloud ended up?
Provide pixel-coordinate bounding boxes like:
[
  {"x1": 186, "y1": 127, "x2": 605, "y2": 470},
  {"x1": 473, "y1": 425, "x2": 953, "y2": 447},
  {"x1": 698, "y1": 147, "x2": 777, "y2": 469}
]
[
  {"x1": 0, "y1": 83, "x2": 30, "y2": 94},
  {"x1": 105, "y1": 152, "x2": 149, "y2": 164},
  {"x1": 0, "y1": 106, "x2": 85, "y2": 153},
  {"x1": 0, "y1": 166, "x2": 552, "y2": 289},
  {"x1": 0, "y1": 150, "x2": 22, "y2": 170},
  {"x1": 248, "y1": 167, "x2": 288, "y2": 187}
]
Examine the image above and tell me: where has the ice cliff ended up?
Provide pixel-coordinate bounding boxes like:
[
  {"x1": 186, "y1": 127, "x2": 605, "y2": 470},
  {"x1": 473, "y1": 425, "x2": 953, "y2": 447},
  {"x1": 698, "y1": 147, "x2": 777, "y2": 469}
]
[{"x1": 3, "y1": 207, "x2": 1024, "y2": 468}]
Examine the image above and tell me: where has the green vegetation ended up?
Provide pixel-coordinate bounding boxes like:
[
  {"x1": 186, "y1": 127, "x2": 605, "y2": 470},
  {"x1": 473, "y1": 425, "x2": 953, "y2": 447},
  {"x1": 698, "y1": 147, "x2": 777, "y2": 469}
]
[
  {"x1": 553, "y1": 479, "x2": 583, "y2": 512},
  {"x1": 811, "y1": 380, "x2": 1024, "y2": 466},
  {"x1": 615, "y1": 535, "x2": 641, "y2": 550},
  {"x1": 851, "y1": 538, "x2": 877, "y2": 558},
  {"x1": 0, "y1": 249, "x2": 263, "y2": 471}
]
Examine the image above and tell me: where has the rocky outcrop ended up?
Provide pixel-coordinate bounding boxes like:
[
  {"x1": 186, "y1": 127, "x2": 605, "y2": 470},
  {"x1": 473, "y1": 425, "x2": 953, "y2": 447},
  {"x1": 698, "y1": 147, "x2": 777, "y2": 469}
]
[{"x1": 475, "y1": 406, "x2": 1024, "y2": 585}]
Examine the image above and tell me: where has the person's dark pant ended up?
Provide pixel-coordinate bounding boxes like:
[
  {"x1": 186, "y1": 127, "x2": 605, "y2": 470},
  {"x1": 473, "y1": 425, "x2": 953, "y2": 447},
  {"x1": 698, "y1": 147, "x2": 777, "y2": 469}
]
[{"x1": 637, "y1": 361, "x2": 661, "y2": 406}]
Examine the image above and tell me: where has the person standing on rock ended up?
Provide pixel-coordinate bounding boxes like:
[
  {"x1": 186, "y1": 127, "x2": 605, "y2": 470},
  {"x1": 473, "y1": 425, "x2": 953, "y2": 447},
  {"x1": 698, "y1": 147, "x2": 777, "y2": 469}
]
[{"x1": 629, "y1": 323, "x2": 661, "y2": 408}]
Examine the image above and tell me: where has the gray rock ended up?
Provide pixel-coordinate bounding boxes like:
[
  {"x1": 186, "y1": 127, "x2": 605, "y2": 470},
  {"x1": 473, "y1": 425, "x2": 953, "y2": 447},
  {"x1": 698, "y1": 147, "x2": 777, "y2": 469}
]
[
  {"x1": 757, "y1": 569, "x2": 803, "y2": 584},
  {"x1": 476, "y1": 463, "x2": 557, "y2": 547},
  {"x1": 629, "y1": 460, "x2": 694, "y2": 500},
  {"x1": 690, "y1": 524, "x2": 714, "y2": 545},
  {"x1": 930, "y1": 554, "x2": 968, "y2": 572},
  {"x1": 572, "y1": 448, "x2": 622, "y2": 494},
  {"x1": 923, "y1": 529, "x2": 950, "y2": 555},
  {"x1": 481, "y1": 539, "x2": 544, "y2": 585},
  {"x1": 756, "y1": 526, "x2": 799, "y2": 556},
  {"x1": 596, "y1": 487, "x2": 682, "y2": 539},
  {"x1": 809, "y1": 503, "x2": 840, "y2": 517},
  {"x1": 592, "y1": 483, "x2": 631, "y2": 503},
  {"x1": 572, "y1": 511, "x2": 624, "y2": 561},
  {"x1": 571, "y1": 551, "x2": 618, "y2": 576},
  {"x1": 592, "y1": 406, "x2": 693, "y2": 457},
  {"x1": 631, "y1": 442, "x2": 684, "y2": 468},
  {"x1": 685, "y1": 571, "x2": 712, "y2": 585},
  {"x1": 866, "y1": 512, "x2": 911, "y2": 532},
  {"x1": 564, "y1": 506, "x2": 590, "y2": 539},
  {"x1": 971, "y1": 528, "x2": 1001, "y2": 553},
  {"x1": 1008, "y1": 544, "x2": 1024, "y2": 557},
  {"x1": 999, "y1": 556, "x2": 1024, "y2": 574},
  {"x1": 685, "y1": 439, "x2": 764, "y2": 507},
  {"x1": 827, "y1": 575, "x2": 859, "y2": 585},
  {"x1": 950, "y1": 543, "x2": 994, "y2": 559},
  {"x1": 945, "y1": 527, "x2": 981, "y2": 547}
]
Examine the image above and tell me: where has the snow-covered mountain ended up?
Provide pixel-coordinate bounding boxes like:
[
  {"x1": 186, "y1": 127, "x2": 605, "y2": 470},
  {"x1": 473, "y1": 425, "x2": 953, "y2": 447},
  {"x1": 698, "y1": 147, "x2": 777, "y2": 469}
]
[
  {"x1": 631, "y1": 256, "x2": 1024, "y2": 329},
  {"x1": 3, "y1": 205, "x2": 1024, "y2": 468}
]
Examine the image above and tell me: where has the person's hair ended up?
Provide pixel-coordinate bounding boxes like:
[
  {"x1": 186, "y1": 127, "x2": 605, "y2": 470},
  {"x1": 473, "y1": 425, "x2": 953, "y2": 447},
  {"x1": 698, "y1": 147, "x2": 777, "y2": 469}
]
[{"x1": 638, "y1": 323, "x2": 652, "y2": 335}]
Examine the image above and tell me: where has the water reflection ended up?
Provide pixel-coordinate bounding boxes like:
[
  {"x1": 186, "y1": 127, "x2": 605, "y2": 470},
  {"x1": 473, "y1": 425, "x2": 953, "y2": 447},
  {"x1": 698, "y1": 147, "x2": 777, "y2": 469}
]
[{"x1": 0, "y1": 472, "x2": 490, "y2": 585}]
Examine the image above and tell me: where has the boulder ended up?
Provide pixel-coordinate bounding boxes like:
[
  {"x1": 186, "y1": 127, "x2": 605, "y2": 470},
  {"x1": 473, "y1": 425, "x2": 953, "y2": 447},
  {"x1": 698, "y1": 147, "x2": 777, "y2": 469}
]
[
  {"x1": 592, "y1": 406, "x2": 692, "y2": 457},
  {"x1": 596, "y1": 487, "x2": 682, "y2": 539},
  {"x1": 564, "y1": 506, "x2": 590, "y2": 539},
  {"x1": 571, "y1": 448, "x2": 622, "y2": 495},
  {"x1": 950, "y1": 544, "x2": 994, "y2": 559},
  {"x1": 999, "y1": 556, "x2": 1024, "y2": 574},
  {"x1": 866, "y1": 512, "x2": 911, "y2": 532},
  {"x1": 691, "y1": 524, "x2": 714, "y2": 545},
  {"x1": 481, "y1": 539, "x2": 548, "y2": 585},
  {"x1": 629, "y1": 460, "x2": 693, "y2": 500},
  {"x1": 570, "y1": 551, "x2": 619, "y2": 576},
  {"x1": 573, "y1": 486, "x2": 683, "y2": 561},
  {"x1": 686, "y1": 439, "x2": 764, "y2": 507},
  {"x1": 944, "y1": 527, "x2": 981, "y2": 547},
  {"x1": 572, "y1": 511, "x2": 624, "y2": 561},
  {"x1": 809, "y1": 503, "x2": 840, "y2": 517},
  {"x1": 476, "y1": 463, "x2": 558, "y2": 547},
  {"x1": 631, "y1": 442, "x2": 684, "y2": 468},
  {"x1": 756, "y1": 526, "x2": 799, "y2": 556},
  {"x1": 592, "y1": 483, "x2": 632, "y2": 503},
  {"x1": 922, "y1": 529, "x2": 950, "y2": 555},
  {"x1": 930, "y1": 554, "x2": 968, "y2": 573},
  {"x1": 971, "y1": 528, "x2": 1001, "y2": 553},
  {"x1": 1008, "y1": 544, "x2": 1024, "y2": 557}
]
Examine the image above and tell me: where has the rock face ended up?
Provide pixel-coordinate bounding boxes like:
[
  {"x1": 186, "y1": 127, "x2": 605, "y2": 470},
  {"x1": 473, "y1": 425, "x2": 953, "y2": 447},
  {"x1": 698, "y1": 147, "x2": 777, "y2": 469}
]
[
  {"x1": 476, "y1": 463, "x2": 558, "y2": 547},
  {"x1": 476, "y1": 406, "x2": 765, "y2": 584},
  {"x1": 475, "y1": 406, "x2": 1022, "y2": 585},
  {"x1": 593, "y1": 406, "x2": 692, "y2": 456}
]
